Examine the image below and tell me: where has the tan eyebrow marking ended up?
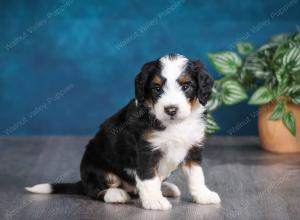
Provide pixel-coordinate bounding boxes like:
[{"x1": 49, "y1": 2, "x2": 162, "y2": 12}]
[
  {"x1": 178, "y1": 74, "x2": 191, "y2": 84},
  {"x1": 152, "y1": 75, "x2": 163, "y2": 85}
]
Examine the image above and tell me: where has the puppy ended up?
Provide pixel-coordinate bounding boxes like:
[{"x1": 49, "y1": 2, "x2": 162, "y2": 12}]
[{"x1": 26, "y1": 54, "x2": 221, "y2": 210}]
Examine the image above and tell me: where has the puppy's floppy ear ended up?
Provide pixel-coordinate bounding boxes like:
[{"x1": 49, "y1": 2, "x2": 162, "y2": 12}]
[
  {"x1": 190, "y1": 60, "x2": 214, "y2": 106},
  {"x1": 135, "y1": 60, "x2": 159, "y2": 103}
]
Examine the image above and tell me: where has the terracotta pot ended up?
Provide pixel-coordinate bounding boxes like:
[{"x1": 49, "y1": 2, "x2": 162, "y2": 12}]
[{"x1": 258, "y1": 102, "x2": 300, "y2": 153}]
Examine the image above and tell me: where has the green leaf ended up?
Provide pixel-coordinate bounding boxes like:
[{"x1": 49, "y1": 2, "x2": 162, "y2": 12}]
[
  {"x1": 292, "y1": 97, "x2": 300, "y2": 104},
  {"x1": 292, "y1": 94, "x2": 300, "y2": 104},
  {"x1": 257, "y1": 42, "x2": 277, "y2": 52},
  {"x1": 269, "y1": 101, "x2": 285, "y2": 121},
  {"x1": 206, "y1": 86, "x2": 222, "y2": 111},
  {"x1": 208, "y1": 52, "x2": 242, "y2": 75},
  {"x1": 206, "y1": 113, "x2": 220, "y2": 134},
  {"x1": 269, "y1": 33, "x2": 290, "y2": 44},
  {"x1": 244, "y1": 54, "x2": 271, "y2": 78},
  {"x1": 236, "y1": 42, "x2": 254, "y2": 55},
  {"x1": 221, "y1": 80, "x2": 248, "y2": 105},
  {"x1": 273, "y1": 47, "x2": 289, "y2": 64},
  {"x1": 294, "y1": 30, "x2": 300, "y2": 41},
  {"x1": 282, "y1": 46, "x2": 300, "y2": 72},
  {"x1": 248, "y1": 86, "x2": 273, "y2": 105},
  {"x1": 206, "y1": 96, "x2": 221, "y2": 111},
  {"x1": 286, "y1": 85, "x2": 300, "y2": 95},
  {"x1": 282, "y1": 111, "x2": 297, "y2": 136},
  {"x1": 274, "y1": 66, "x2": 289, "y2": 85}
]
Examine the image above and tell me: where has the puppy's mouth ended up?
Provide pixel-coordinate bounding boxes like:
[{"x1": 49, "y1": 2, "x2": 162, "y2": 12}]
[
  {"x1": 170, "y1": 116, "x2": 176, "y2": 120},
  {"x1": 167, "y1": 115, "x2": 184, "y2": 122}
]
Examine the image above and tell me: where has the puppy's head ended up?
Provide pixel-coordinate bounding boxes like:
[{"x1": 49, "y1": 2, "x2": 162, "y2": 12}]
[{"x1": 135, "y1": 54, "x2": 213, "y2": 123}]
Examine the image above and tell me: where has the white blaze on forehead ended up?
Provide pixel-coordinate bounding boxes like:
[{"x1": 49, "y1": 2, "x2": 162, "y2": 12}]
[
  {"x1": 153, "y1": 54, "x2": 192, "y2": 122},
  {"x1": 159, "y1": 54, "x2": 188, "y2": 81}
]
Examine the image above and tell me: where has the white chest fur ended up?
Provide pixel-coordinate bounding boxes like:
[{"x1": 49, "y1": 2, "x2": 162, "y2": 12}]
[{"x1": 148, "y1": 108, "x2": 206, "y2": 179}]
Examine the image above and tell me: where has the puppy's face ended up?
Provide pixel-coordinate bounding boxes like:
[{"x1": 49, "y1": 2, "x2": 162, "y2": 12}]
[{"x1": 135, "y1": 54, "x2": 213, "y2": 124}]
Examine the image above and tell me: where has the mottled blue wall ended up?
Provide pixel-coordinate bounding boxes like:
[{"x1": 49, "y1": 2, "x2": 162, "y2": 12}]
[{"x1": 1, "y1": 0, "x2": 299, "y2": 135}]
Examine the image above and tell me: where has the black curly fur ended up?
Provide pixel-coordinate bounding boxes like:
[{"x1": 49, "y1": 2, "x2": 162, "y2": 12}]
[
  {"x1": 187, "y1": 60, "x2": 214, "y2": 105},
  {"x1": 135, "y1": 60, "x2": 161, "y2": 103}
]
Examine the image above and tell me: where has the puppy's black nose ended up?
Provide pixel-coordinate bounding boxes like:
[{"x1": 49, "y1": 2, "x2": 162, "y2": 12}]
[{"x1": 164, "y1": 105, "x2": 178, "y2": 117}]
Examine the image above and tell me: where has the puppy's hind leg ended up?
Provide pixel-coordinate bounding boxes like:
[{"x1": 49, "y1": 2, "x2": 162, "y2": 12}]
[
  {"x1": 82, "y1": 171, "x2": 131, "y2": 203},
  {"x1": 103, "y1": 172, "x2": 131, "y2": 203},
  {"x1": 161, "y1": 182, "x2": 181, "y2": 197},
  {"x1": 81, "y1": 172, "x2": 107, "y2": 200},
  {"x1": 103, "y1": 188, "x2": 131, "y2": 203}
]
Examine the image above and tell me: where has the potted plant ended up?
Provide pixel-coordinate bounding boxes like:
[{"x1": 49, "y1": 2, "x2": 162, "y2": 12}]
[{"x1": 206, "y1": 30, "x2": 300, "y2": 153}]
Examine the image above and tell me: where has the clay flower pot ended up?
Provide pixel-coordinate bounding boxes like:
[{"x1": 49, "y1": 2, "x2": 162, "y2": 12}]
[{"x1": 258, "y1": 102, "x2": 300, "y2": 153}]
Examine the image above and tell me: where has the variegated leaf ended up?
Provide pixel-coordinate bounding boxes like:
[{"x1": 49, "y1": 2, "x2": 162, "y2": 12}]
[
  {"x1": 269, "y1": 33, "x2": 290, "y2": 44},
  {"x1": 283, "y1": 111, "x2": 297, "y2": 136},
  {"x1": 282, "y1": 46, "x2": 300, "y2": 72},
  {"x1": 292, "y1": 96, "x2": 300, "y2": 104},
  {"x1": 269, "y1": 101, "x2": 285, "y2": 121},
  {"x1": 244, "y1": 55, "x2": 270, "y2": 78},
  {"x1": 206, "y1": 113, "x2": 220, "y2": 134},
  {"x1": 257, "y1": 42, "x2": 277, "y2": 52},
  {"x1": 248, "y1": 86, "x2": 273, "y2": 105},
  {"x1": 206, "y1": 96, "x2": 221, "y2": 111},
  {"x1": 221, "y1": 80, "x2": 248, "y2": 105},
  {"x1": 236, "y1": 42, "x2": 254, "y2": 55},
  {"x1": 208, "y1": 52, "x2": 242, "y2": 75},
  {"x1": 286, "y1": 85, "x2": 300, "y2": 95}
]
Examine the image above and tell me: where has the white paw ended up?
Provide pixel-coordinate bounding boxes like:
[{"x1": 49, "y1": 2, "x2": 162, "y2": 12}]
[
  {"x1": 192, "y1": 190, "x2": 221, "y2": 204},
  {"x1": 161, "y1": 182, "x2": 181, "y2": 197},
  {"x1": 104, "y1": 188, "x2": 131, "y2": 203},
  {"x1": 141, "y1": 196, "x2": 172, "y2": 210}
]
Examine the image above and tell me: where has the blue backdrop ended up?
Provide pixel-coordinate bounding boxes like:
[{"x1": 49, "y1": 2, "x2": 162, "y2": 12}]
[{"x1": 1, "y1": 0, "x2": 299, "y2": 136}]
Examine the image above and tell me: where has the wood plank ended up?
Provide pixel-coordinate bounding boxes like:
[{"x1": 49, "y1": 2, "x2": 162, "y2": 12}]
[{"x1": 0, "y1": 136, "x2": 299, "y2": 220}]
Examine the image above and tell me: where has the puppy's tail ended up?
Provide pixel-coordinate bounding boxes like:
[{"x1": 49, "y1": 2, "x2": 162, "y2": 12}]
[{"x1": 25, "y1": 181, "x2": 84, "y2": 195}]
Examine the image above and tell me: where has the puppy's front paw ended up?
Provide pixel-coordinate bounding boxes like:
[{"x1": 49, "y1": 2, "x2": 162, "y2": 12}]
[
  {"x1": 192, "y1": 190, "x2": 221, "y2": 204},
  {"x1": 141, "y1": 196, "x2": 172, "y2": 210}
]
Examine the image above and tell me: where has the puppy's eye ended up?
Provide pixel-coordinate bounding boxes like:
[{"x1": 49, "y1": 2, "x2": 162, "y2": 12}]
[
  {"x1": 182, "y1": 84, "x2": 190, "y2": 91},
  {"x1": 152, "y1": 86, "x2": 162, "y2": 93}
]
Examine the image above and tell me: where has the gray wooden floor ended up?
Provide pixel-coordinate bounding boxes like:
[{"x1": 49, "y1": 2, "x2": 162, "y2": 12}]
[{"x1": 0, "y1": 136, "x2": 299, "y2": 220}]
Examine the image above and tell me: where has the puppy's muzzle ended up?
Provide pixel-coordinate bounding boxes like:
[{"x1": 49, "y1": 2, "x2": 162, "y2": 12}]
[{"x1": 164, "y1": 105, "x2": 178, "y2": 117}]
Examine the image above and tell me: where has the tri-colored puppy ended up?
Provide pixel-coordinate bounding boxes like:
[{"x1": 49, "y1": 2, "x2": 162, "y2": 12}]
[{"x1": 26, "y1": 54, "x2": 221, "y2": 210}]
